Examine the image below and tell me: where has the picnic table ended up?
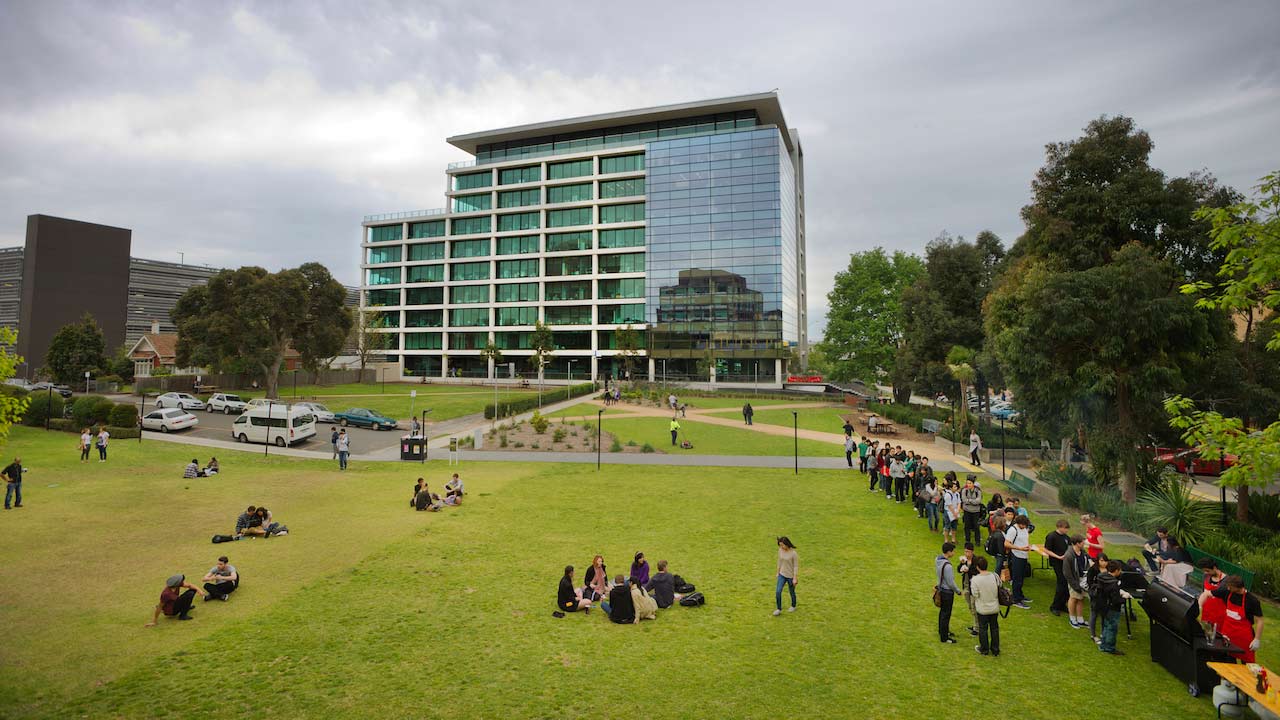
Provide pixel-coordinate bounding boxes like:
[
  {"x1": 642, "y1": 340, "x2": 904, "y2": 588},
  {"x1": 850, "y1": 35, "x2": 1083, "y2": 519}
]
[
  {"x1": 1208, "y1": 661, "x2": 1280, "y2": 717},
  {"x1": 868, "y1": 421, "x2": 897, "y2": 434}
]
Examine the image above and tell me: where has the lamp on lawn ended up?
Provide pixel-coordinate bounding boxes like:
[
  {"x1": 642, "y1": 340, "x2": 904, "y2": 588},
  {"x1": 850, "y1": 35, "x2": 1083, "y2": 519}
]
[
  {"x1": 1000, "y1": 416, "x2": 1006, "y2": 483},
  {"x1": 792, "y1": 410, "x2": 798, "y2": 476},
  {"x1": 420, "y1": 409, "x2": 432, "y2": 464},
  {"x1": 597, "y1": 408, "x2": 603, "y2": 471}
]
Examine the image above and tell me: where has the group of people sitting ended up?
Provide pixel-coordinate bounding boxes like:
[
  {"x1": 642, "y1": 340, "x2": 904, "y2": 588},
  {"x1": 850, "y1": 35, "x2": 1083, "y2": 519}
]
[
  {"x1": 411, "y1": 473, "x2": 465, "y2": 511},
  {"x1": 182, "y1": 457, "x2": 219, "y2": 478},
  {"x1": 557, "y1": 552, "x2": 687, "y2": 623},
  {"x1": 145, "y1": 555, "x2": 241, "y2": 625},
  {"x1": 233, "y1": 504, "x2": 287, "y2": 538}
]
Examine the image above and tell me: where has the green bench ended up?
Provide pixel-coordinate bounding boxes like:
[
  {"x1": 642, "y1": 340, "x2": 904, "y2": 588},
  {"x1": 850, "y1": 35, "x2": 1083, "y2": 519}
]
[
  {"x1": 1186, "y1": 546, "x2": 1254, "y2": 591},
  {"x1": 1003, "y1": 470, "x2": 1035, "y2": 496}
]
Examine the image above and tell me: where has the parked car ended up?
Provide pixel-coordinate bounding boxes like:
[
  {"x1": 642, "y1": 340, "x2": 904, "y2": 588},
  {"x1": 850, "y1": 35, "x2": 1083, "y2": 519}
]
[
  {"x1": 29, "y1": 382, "x2": 73, "y2": 398},
  {"x1": 990, "y1": 406, "x2": 1020, "y2": 420},
  {"x1": 334, "y1": 407, "x2": 398, "y2": 430},
  {"x1": 244, "y1": 398, "x2": 278, "y2": 410},
  {"x1": 231, "y1": 405, "x2": 317, "y2": 447},
  {"x1": 294, "y1": 401, "x2": 336, "y2": 423},
  {"x1": 141, "y1": 408, "x2": 199, "y2": 433},
  {"x1": 154, "y1": 392, "x2": 206, "y2": 411},
  {"x1": 206, "y1": 393, "x2": 248, "y2": 414},
  {"x1": 4, "y1": 378, "x2": 35, "y2": 391},
  {"x1": 1143, "y1": 446, "x2": 1237, "y2": 476}
]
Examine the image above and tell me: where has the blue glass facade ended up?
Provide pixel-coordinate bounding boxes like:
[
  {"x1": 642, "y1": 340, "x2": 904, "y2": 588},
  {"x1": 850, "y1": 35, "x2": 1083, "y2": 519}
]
[{"x1": 645, "y1": 127, "x2": 797, "y2": 370}]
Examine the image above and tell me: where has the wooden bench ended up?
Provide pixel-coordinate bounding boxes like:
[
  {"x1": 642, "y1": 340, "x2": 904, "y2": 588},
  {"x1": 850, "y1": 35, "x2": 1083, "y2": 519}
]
[
  {"x1": 194, "y1": 384, "x2": 217, "y2": 395},
  {"x1": 1186, "y1": 546, "x2": 1254, "y2": 591},
  {"x1": 1003, "y1": 470, "x2": 1035, "y2": 496}
]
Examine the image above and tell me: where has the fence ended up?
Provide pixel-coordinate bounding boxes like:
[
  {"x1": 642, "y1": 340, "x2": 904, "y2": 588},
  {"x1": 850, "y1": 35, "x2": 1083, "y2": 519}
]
[{"x1": 134, "y1": 368, "x2": 377, "y2": 395}]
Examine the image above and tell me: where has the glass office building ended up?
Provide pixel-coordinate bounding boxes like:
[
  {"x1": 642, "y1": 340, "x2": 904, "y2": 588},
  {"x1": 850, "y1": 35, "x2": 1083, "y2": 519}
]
[{"x1": 360, "y1": 92, "x2": 807, "y2": 384}]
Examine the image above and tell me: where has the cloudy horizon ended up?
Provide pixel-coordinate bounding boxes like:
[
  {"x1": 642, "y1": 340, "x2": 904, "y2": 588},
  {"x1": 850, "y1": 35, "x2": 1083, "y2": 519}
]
[{"x1": 1, "y1": 1, "x2": 1277, "y2": 339}]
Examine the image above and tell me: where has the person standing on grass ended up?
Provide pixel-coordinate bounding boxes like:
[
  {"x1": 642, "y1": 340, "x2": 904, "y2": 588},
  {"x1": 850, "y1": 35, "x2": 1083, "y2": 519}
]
[
  {"x1": 79, "y1": 428, "x2": 91, "y2": 463},
  {"x1": 1043, "y1": 519, "x2": 1072, "y2": 617},
  {"x1": 336, "y1": 429, "x2": 350, "y2": 470},
  {"x1": 1200, "y1": 575, "x2": 1264, "y2": 663},
  {"x1": 96, "y1": 427, "x2": 110, "y2": 462},
  {"x1": 201, "y1": 556, "x2": 239, "y2": 601},
  {"x1": 1086, "y1": 551, "x2": 1111, "y2": 643},
  {"x1": 866, "y1": 441, "x2": 881, "y2": 491},
  {"x1": 923, "y1": 473, "x2": 942, "y2": 532},
  {"x1": 3, "y1": 456, "x2": 25, "y2": 510},
  {"x1": 889, "y1": 453, "x2": 907, "y2": 503},
  {"x1": 1062, "y1": 535, "x2": 1090, "y2": 630},
  {"x1": 880, "y1": 448, "x2": 894, "y2": 498},
  {"x1": 1096, "y1": 560, "x2": 1130, "y2": 655},
  {"x1": 942, "y1": 474, "x2": 961, "y2": 544},
  {"x1": 1082, "y1": 514, "x2": 1105, "y2": 560},
  {"x1": 960, "y1": 475, "x2": 984, "y2": 546},
  {"x1": 936, "y1": 542, "x2": 960, "y2": 643},
  {"x1": 669, "y1": 417, "x2": 680, "y2": 447},
  {"x1": 330, "y1": 427, "x2": 339, "y2": 459},
  {"x1": 1004, "y1": 514, "x2": 1034, "y2": 609},
  {"x1": 844, "y1": 434, "x2": 855, "y2": 468},
  {"x1": 857, "y1": 436, "x2": 869, "y2": 473},
  {"x1": 970, "y1": 556, "x2": 1001, "y2": 656},
  {"x1": 743, "y1": 402, "x2": 754, "y2": 426},
  {"x1": 968, "y1": 429, "x2": 982, "y2": 466},
  {"x1": 773, "y1": 536, "x2": 798, "y2": 616},
  {"x1": 958, "y1": 542, "x2": 980, "y2": 637},
  {"x1": 145, "y1": 574, "x2": 207, "y2": 626},
  {"x1": 557, "y1": 566, "x2": 592, "y2": 614}
]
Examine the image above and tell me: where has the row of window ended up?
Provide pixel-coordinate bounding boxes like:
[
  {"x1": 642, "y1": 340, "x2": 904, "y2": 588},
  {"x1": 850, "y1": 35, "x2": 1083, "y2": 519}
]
[
  {"x1": 369, "y1": 204, "x2": 644, "y2": 243},
  {"x1": 402, "y1": 329, "x2": 626, "y2": 352},
  {"x1": 455, "y1": 179, "x2": 646, "y2": 212},
  {"x1": 382, "y1": 303, "x2": 645, "y2": 331},
  {"x1": 366, "y1": 253, "x2": 645, "y2": 285},
  {"x1": 364, "y1": 277, "x2": 647, "y2": 306},
  {"x1": 452, "y1": 153, "x2": 645, "y2": 190},
  {"x1": 370, "y1": 228, "x2": 645, "y2": 263}
]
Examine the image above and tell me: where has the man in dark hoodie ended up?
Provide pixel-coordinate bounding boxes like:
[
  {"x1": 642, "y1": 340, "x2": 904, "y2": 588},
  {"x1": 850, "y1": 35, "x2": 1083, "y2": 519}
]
[
  {"x1": 608, "y1": 574, "x2": 636, "y2": 624},
  {"x1": 1095, "y1": 560, "x2": 1129, "y2": 655},
  {"x1": 936, "y1": 542, "x2": 960, "y2": 643}
]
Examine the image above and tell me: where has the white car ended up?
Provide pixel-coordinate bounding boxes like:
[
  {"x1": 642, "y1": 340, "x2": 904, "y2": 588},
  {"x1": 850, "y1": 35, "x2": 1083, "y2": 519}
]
[
  {"x1": 141, "y1": 408, "x2": 199, "y2": 433},
  {"x1": 293, "y1": 402, "x2": 336, "y2": 423},
  {"x1": 155, "y1": 392, "x2": 206, "y2": 411},
  {"x1": 244, "y1": 398, "x2": 279, "y2": 410},
  {"x1": 206, "y1": 393, "x2": 248, "y2": 414}
]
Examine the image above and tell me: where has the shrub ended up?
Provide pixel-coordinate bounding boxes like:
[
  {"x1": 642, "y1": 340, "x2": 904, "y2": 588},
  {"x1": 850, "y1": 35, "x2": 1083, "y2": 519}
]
[
  {"x1": 1057, "y1": 484, "x2": 1083, "y2": 510},
  {"x1": 610, "y1": 439, "x2": 623, "y2": 453},
  {"x1": 22, "y1": 393, "x2": 64, "y2": 427},
  {"x1": 626, "y1": 440, "x2": 637, "y2": 447},
  {"x1": 71, "y1": 395, "x2": 112, "y2": 427},
  {"x1": 530, "y1": 410, "x2": 549, "y2": 434},
  {"x1": 104, "y1": 424, "x2": 140, "y2": 440},
  {"x1": 1037, "y1": 463, "x2": 1091, "y2": 487},
  {"x1": 109, "y1": 403, "x2": 139, "y2": 428},
  {"x1": 484, "y1": 383, "x2": 597, "y2": 419},
  {"x1": 48, "y1": 418, "x2": 79, "y2": 432},
  {"x1": 641, "y1": 443, "x2": 655, "y2": 453},
  {"x1": 499, "y1": 434, "x2": 508, "y2": 448},
  {"x1": 1242, "y1": 551, "x2": 1280, "y2": 600},
  {"x1": 1247, "y1": 492, "x2": 1280, "y2": 532},
  {"x1": 514, "y1": 441, "x2": 524, "y2": 448},
  {"x1": 552, "y1": 428, "x2": 566, "y2": 443},
  {"x1": 531, "y1": 442, "x2": 539, "y2": 449},
  {"x1": 1135, "y1": 479, "x2": 1222, "y2": 546}
]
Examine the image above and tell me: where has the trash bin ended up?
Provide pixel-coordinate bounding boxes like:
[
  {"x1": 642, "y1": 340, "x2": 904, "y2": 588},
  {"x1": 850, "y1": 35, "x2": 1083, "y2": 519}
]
[{"x1": 400, "y1": 435, "x2": 425, "y2": 461}]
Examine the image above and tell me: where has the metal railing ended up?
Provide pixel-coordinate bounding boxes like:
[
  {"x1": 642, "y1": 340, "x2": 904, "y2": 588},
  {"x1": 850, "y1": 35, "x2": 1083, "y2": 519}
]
[
  {"x1": 363, "y1": 208, "x2": 448, "y2": 223},
  {"x1": 447, "y1": 159, "x2": 477, "y2": 170}
]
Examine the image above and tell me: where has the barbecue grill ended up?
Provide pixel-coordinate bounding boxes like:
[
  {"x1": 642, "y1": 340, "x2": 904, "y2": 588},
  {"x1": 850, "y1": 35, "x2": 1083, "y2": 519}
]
[{"x1": 1141, "y1": 578, "x2": 1241, "y2": 696}]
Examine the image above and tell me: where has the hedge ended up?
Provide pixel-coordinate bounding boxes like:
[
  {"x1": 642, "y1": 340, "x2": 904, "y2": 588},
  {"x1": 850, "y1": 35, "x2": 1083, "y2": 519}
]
[
  {"x1": 939, "y1": 423, "x2": 1042, "y2": 449},
  {"x1": 109, "y1": 403, "x2": 139, "y2": 428},
  {"x1": 485, "y1": 383, "x2": 597, "y2": 419},
  {"x1": 21, "y1": 393, "x2": 64, "y2": 427},
  {"x1": 46, "y1": 418, "x2": 140, "y2": 439}
]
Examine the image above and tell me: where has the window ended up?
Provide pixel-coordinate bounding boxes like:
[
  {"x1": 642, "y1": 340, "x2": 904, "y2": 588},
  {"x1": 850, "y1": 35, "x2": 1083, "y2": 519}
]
[
  {"x1": 454, "y1": 171, "x2": 492, "y2": 190},
  {"x1": 451, "y1": 239, "x2": 490, "y2": 258},
  {"x1": 547, "y1": 207, "x2": 592, "y2": 228},
  {"x1": 545, "y1": 305, "x2": 592, "y2": 325},
  {"x1": 450, "y1": 308, "x2": 489, "y2": 327},
  {"x1": 367, "y1": 246, "x2": 401, "y2": 264},
  {"x1": 494, "y1": 331, "x2": 531, "y2": 350},
  {"x1": 451, "y1": 217, "x2": 490, "y2": 235},
  {"x1": 404, "y1": 332, "x2": 443, "y2": 350},
  {"x1": 366, "y1": 289, "x2": 399, "y2": 306},
  {"x1": 599, "y1": 278, "x2": 645, "y2": 299},
  {"x1": 408, "y1": 242, "x2": 445, "y2": 261},
  {"x1": 496, "y1": 282, "x2": 538, "y2": 303},
  {"x1": 498, "y1": 188, "x2": 541, "y2": 208},
  {"x1": 547, "y1": 182, "x2": 593, "y2": 204},
  {"x1": 405, "y1": 287, "x2": 443, "y2": 305},
  {"x1": 448, "y1": 332, "x2": 487, "y2": 350},
  {"x1": 453, "y1": 193, "x2": 491, "y2": 213},
  {"x1": 366, "y1": 267, "x2": 400, "y2": 285},
  {"x1": 600, "y1": 202, "x2": 644, "y2": 224},
  {"x1": 369, "y1": 224, "x2": 402, "y2": 242},
  {"x1": 546, "y1": 231, "x2": 592, "y2": 252},
  {"x1": 600, "y1": 153, "x2": 644, "y2": 174},
  {"x1": 497, "y1": 259, "x2": 539, "y2": 279},
  {"x1": 405, "y1": 310, "x2": 443, "y2": 327},
  {"x1": 450, "y1": 262, "x2": 490, "y2": 281},
  {"x1": 598, "y1": 252, "x2": 644, "y2": 274},
  {"x1": 598, "y1": 328, "x2": 646, "y2": 349},
  {"x1": 499, "y1": 165, "x2": 540, "y2": 185},
  {"x1": 599, "y1": 228, "x2": 644, "y2": 248},
  {"x1": 545, "y1": 280, "x2": 591, "y2": 301},
  {"x1": 496, "y1": 306, "x2": 537, "y2": 326},
  {"x1": 450, "y1": 285, "x2": 489, "y2": 304},
  {"x1": 552, "y1": 331, "x2": 591, "y2": 350},
  {"x1": 600, "y1": 178, "x2": 644, "y2": 198},
  {"x1": 497, "y1": 212, "x2": 540, "y2": 232},
  {"x1": 548, "y1": 159, "x2": 593, "y2": 179},
  {"x1": 600, "y1": 303, "x2": 646, "y2": 324},
  {"x1": 406, "y1": 264, "x2": 444, "y2": 283},
  {"x1": 497, "y1": 235, "x2": 538, "y2": 255},
  {"x1": 545, "y1": 255, "x2": 592, "y2": 276},
  {"x1": 409, "y1": 220, "x2": 445, "y2": 238}
]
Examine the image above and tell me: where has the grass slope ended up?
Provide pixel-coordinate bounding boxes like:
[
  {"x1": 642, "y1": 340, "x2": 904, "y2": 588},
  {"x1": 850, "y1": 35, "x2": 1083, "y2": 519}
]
[
  {"x1": 597, "y1": 416, "x2": 840, "y2": 456},
  {"x1": 0, "y1": 427, "x2": 1275, "y2": 718},
  {"x1": 202, "y1": 382, "x2": 541, "y2": 422}
]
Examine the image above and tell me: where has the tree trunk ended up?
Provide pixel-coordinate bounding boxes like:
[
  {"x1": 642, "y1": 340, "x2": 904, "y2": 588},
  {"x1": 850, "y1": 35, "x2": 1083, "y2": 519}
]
[
  {"x1": 1116, "y1": 382, "x2": 1137, "y2": 504},
  {"x1": 892, "y1": 384, "x2": 912, "y2": 405},
  {"x1": 1236, "y1": 485, "x2": 1249, "y2": 523},
  {"x1": 261, "y1": 348, "x2": 285, "y2": 400}
]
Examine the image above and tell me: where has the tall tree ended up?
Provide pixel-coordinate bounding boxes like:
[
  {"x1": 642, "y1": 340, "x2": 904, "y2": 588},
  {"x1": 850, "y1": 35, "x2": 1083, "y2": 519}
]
[
  {"x1": 529, "y1": 321, "x2": 554, "y2": 406},
  {"x1": 0, "y1": 328, "x2": 30, "y2": 448},
  {"x1": 816, "y1": 248, "x2": 923, "y2": 386},
  {"x1": 615, "y1": 324, "x2": 642, "y2": 383},
  {"x1": 45, "y1": 313, "x2": 107, "y2": 385},
  {"x1": 355, "y1": 309, "x2": 393, "y2": 373},
  {"x1": 173, "y1": 264, "x2": 352, "y2": 399}
]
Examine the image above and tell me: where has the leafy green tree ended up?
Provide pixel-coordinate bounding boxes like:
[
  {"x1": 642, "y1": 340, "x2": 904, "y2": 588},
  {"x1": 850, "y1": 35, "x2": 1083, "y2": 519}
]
[
  {"x1": 479, "y1": 341, "x2": 504, "y2": 426},
  {"x1": 0, "y1": 328, "x2": 31, "y2": 444},
  {"x1": 529, "y1": 321, "x2": 554, "y2": 406},
  {"x1": 945, "y1": 345, "x2": 977, "y2": 435},
  {"x1": 172, "y1": 263, "x2": 352, "y2": 399},
  {"x1": 45, "y1": 313, "x2": 107, "y2": 385},
  {"x1": 615, "y1": 324, "x2": 642, "y2": 383},
  {"x1": 816, "y1": 248, "x2": 923, "y2": 387},
  {"x1": 354, "y1": 309, "x2": 393, "y2": 373}
]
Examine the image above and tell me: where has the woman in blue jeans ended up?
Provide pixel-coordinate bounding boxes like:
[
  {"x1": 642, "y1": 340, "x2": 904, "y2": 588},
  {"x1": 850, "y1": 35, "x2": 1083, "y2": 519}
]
[{"x1": 773, "y1": 536, "x2": 799, "y2": 616}]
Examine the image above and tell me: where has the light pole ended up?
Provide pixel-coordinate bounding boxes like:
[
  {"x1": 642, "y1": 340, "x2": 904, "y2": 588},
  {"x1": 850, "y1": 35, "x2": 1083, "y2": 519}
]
[
  {"x1": 597, "y1": 408, "x2": 603, "y2": 471},
  {"x1": 754, "y1": 361, "x2": 759, "y2": 397},
  {"x1": 421, "y1": 409, "x2": 432, "y2": 464},
  {"x1": 292, "y1": 370, "x2": 297, "y2": 398},
  {"x1": 792, "y1": 410, "x2": 798, "y2": 476},
  {"x1": 264, "y1": 400, "x2": 273, "y2": 457},
  {"x1": 44, "y1": 386, "x2": 52, "y2": 431},
  {"x1": 1000, "y1": 416, "x2": 1006, "y2": 483},
  {"x1": 84, "y1": 370, "x2": 90, "y2": 395},
  {"x1": 567, "y1": 360, "x2": 575, "y2": 384},
  {"x1": 950, "y1": 396, "x2": 956, "y2": 457},
  {"x1": 661, "y1": 359, "x2": 667, "y2": 389},
  {"x1": 138, "y1": 393, "x2": 147, "y2": 444}
]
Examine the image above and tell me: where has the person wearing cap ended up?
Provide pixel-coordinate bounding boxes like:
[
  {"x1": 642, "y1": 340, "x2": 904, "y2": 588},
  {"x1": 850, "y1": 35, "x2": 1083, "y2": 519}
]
[
  {"x1": 146, "y1": 574, "x2": 208, "y2": 626},
  {"x1": 202, "y1": 556, "x2": 239, "y2": 601}
]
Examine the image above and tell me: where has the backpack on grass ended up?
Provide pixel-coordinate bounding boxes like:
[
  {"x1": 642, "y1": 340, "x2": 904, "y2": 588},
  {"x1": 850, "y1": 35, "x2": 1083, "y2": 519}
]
[
  {"x1": 679, "y1": 592, "x2": 705, "y2": 607},
  {"x1": 673, "y1": 575, "x2": 696, "y2": 594},
  {"x1": 211, "y1": 534, "x2": 237, "y2": 544}
]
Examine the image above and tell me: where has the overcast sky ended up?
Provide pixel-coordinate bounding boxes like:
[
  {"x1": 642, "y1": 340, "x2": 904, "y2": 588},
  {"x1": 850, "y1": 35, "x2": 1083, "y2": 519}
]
[{"x1": 1, "y1": 1, "x2": 1277, "y2": 338}]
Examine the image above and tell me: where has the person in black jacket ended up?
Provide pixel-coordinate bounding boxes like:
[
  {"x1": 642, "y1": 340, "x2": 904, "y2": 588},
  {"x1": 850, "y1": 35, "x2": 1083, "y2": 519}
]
[
  {"x1": 608, "y1": 574, "x2": 635, "y2": 624},
  {"x1": 557, "y1": 566, "x2": 591, "y2": 614},
  {"x1": 1085, "y1": 551, "x2": 1110, "y2": 642},
  {"x1": 1095, "y1": 560, "x2": 1130, "y2": 655}
]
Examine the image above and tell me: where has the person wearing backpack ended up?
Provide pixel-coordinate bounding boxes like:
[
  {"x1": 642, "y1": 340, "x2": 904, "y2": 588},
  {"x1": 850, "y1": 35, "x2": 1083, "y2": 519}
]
[
  {"x1": 1003, "y1": 514, "x2": 1034, "y2": 609},
  {"x1": 959, "y1": 475, "x2": 984, "y2": 546},
  {"x1": 935, "y1": 542, "x2": 960, "y2": 643},
  {"x1": 922, "y1": 474, "x2": 942, "y2": 532},
  {"x1": 1062, "y1": 535, "x2": 1090, "y2": 630},
  {"x1": 969, "y1": 556, "x2": 1001, "y2": 656}
]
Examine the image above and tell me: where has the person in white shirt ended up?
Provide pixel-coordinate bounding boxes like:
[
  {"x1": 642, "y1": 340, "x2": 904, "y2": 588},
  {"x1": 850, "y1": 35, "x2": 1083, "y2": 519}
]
[
  {"x1": 942, "y1": 472, "x2": 961, "y2": 544},
  {"x1": 95, "y1": 427, "x2": 110, "y2": 462},
  {"x1": 844, "y1": 435, "x2": 855, "y2": 468},
  {"x1": 1003, "y1": 514, "x2": 1033, "y2": 608},
  {"x1": 969, "y1": 430, "x2": 983, "y2": 466},
  {"x1": 79, "y1": 428, "x2": 92, "y2": 463}
]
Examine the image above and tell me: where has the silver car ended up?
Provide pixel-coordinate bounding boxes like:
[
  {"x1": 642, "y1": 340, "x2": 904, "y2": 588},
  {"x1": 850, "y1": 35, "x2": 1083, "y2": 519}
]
[
  {"x1": 155, "y1": 392, "x2": 206, "y2": 411},
  {"x1": 294, "y1": 402, "x2": 336, "y2": 423}
]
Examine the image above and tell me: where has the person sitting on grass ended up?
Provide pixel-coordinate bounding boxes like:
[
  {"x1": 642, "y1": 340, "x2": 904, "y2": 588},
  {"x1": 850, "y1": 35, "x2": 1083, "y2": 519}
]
[
  {"x1": 411, "y1": 478, "x2": 426, "y2": 507},
  {"x1": 443, "y1": 491, "x2": 463, "y2": 507},
  {"x1": 202, "y1": 457, "x2": 219, "y2": 476},
  {"x1": 607, "y1": 574, "x2": 636, "y2": 625},
  {"x1": 414, "y1": 485, "x2": 442, "y2": 511},
  {"x1": 183, "y1": 459, "x2": 200, "y2": 479},
  {"x1": 646, "y1": 560, "x2": 682, "y2": 609},
  {"x1": 256, "y1": 507, "x2": 285, "y2": 537},
  {"x1": 631, "y1": 578, "x2": 658, "y2": 621},
  {"x1": 202, "y1": 556, "x2": 239, "y2": 601},
  {"x1": 583, "y1": 555, "x2": 609, "y2": 601},
  {"x1": 445, "y1": 473, "x2": 465, "y2": 498},
  {"x1": 630, "y1": 552, "x2": 651, "y2": 587},
  {"x1": 145, "y1": 574, "x2": 207, "y2": 626},
  {"x1": 235, "y1": 505, "x2": 267, "y2": 538},
  {"x1": 557, "y1": 565, "x2": 592, "y2": 615}
]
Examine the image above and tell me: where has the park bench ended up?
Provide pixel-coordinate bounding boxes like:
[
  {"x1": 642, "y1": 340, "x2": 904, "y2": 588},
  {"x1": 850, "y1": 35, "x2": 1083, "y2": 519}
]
[
  {"x1": 921, "y1": 418, "x2": 942, "y2": 434},
  {"x1": 1003, "y1": 470, "x2": 1035, "y2": 496},
  {"x1": 1186, "y1": 546, "x2": 1254, "y2": 591},
  {"x1": 194, "y1": 384, "x2": 217, "y2": 395}
]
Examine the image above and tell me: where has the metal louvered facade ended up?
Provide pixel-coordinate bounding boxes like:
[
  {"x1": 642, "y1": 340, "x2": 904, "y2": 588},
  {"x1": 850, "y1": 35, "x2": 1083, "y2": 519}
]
[{"x1": 124, "y1": 258, "x2": 220, "y2": 346}]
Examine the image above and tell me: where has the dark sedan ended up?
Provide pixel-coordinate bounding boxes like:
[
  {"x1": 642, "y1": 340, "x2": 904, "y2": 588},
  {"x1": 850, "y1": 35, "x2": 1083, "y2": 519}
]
[
  {"x1": 30, "y1": 382, "x2": 73, "y2": 398},
  {"x1": 333, "y1": 407, "x2": 398, "y2": 430}
]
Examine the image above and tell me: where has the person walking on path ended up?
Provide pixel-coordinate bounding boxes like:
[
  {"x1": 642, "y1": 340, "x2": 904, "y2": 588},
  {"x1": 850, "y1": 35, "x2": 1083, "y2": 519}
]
[
  {"x1": 857, "y1": 436, "x2": 869, "y2": 473},
  {"x1": 844, "y1": 434, "x2": 855, "y2": 468},
  {"x1": 79, "y1": 428, "x2": 91, "y2": 463},
  {"x1": 669, "y1": 417, "x2": 680, "y2": 447},
  {"x1": 742, "y1": 402, "x2": 753, "y2": 426},
  {"x1": 773, "y1": 536, "x2": 798, "y2": 616},
  {"x1": 95, "y1": 427, "x2": 110, "y2": 462},
  {"x1": 330, "y1": 427, "x2": 340, "y2": 459},
  {"x1": 3, "y1": 456, "x2": 25, "y2": 509},
  {"x1": 936, "y1": 542, "x2": 960, "y2": 643},
  {"x1": 970, "y1": 556, "x2": 1001, "y2": 656},
  {"x1": 336, "y1": 429, "x2": 351, "y2": 470},
  {"x1": 968, "y1": 429, "x2": 982, "y2": 466}
]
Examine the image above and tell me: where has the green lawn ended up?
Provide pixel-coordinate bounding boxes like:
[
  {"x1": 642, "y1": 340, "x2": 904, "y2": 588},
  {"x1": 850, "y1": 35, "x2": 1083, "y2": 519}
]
[
  {"x1": 196, "y1": 382, "x2": 541, "y2": 422},
  {"x1": 598, "y1": 416, "x2": 842, "y2": 456},
  {"x1": 0, "y1": 426, "x2": 1275, "y2": 719},
  {"x1": 736, "y1": 406, "x2": 852, "y2": 434}
]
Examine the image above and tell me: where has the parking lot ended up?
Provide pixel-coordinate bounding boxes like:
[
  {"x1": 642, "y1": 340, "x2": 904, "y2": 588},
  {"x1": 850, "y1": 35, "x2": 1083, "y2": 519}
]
[{"x1": 169, "y1": 406, "x2": 407, "y2": 454}]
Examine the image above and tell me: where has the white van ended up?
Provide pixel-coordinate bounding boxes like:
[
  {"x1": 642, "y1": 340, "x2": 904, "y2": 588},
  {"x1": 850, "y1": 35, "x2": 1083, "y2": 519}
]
[{"x1": 231, "y1": 404, "x2": 317, "y2": 447}]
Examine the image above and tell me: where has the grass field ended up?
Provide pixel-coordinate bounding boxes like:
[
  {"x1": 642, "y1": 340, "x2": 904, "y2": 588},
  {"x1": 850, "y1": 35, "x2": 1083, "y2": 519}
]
[
  {"x1": 739, "y1": 406, "x2": 852, "y2": 434},
  {"x1": 198, "y1": 382, "x2": 541, "y2": 422},
  {"x1": 596, "y1": 416, "x2": 841, "y2": 456},
  {"x1": 1, "y1": 426, "x2": 1275, "y2": 719}
]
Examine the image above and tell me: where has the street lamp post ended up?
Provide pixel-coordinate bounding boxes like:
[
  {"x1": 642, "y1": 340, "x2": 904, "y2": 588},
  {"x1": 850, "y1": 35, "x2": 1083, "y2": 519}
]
[
  {"x1": 420, "y1": 409, "x2": 432, "y2": 464},
  {"x1": 1000, "y1": 416, "x2": 1006, "y2": 483},
  {"x1": 138, "y1": 393, "x2": 147, "y2": 445},
  {"x1": 792, "y1": 410, "x2": 798, "y2": 476},
  {"x1": 84, "y1": 370, "x2": 90, "y2": 395},
  {"x1": 597, "y1": 408, "x2": 603, "y2": 471},
  {"x1": 567, "y1": 360, "x2": 575, "y2": 384},
  {"x1": 950, "y1": 397, "x2": 956, "y2": 457},
  {"x1": 264, "y1": 400, "x2": 273, "y2": 457},
  {"x1": 44, "y1": 386, "x2": 52, "y2": 431},
  {"x1": 661, "y1": 359, "x2": 667, "y2": 389}
]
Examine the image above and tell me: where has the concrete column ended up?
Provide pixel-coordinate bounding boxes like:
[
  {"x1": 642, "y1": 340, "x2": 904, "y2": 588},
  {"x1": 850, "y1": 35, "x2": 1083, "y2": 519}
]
[
  {"x1": 441, "y1": 354, "x2": 449, "y2": 379},
  {"x1": 775, "y1": 358, "x2": 783, "y2": 384},
  {"x1": 648, "y1": 357, "x2": 655, "y2": 383},
  {"x1": 590, "y1": 355, "x2": 599, "y2": 381}
]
